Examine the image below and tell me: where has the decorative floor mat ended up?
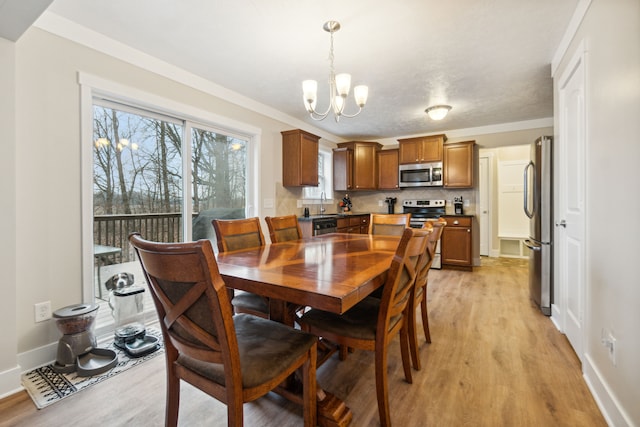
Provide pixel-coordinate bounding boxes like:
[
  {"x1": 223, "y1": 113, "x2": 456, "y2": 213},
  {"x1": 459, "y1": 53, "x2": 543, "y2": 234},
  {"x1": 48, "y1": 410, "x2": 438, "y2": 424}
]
[{"x1": 21, "y1": 327, "x2": 164, "y2": 409}]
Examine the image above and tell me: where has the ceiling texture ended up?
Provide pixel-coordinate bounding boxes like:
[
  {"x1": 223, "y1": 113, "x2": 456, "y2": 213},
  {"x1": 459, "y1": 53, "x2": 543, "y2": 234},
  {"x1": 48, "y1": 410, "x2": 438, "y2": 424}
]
[{"x1": 12, "y1": 0, "x2": 578, "y2": 143}]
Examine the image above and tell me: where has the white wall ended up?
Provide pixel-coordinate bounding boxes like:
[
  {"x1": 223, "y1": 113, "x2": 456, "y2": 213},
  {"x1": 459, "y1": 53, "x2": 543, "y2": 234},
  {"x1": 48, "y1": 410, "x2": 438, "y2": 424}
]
[
  {"x1": 0, "y1": 37, "x2": 20, "y2": 398},
  {"x1": 553, "y1": 0, "x2": 640, "y2": 425}
]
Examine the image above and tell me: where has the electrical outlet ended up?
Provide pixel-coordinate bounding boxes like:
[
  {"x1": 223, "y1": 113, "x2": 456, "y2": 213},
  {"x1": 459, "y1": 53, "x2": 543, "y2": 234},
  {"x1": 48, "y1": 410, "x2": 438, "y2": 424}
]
[
  {"x1": 35, "y1": 301, "x2": 52, "y2": 323},
  {"x1": 378, "y1": 200, "x2": 383, "y2": 207},
  {"x1": 297, "y1": 200, "x2": 303, "y2": 208}
]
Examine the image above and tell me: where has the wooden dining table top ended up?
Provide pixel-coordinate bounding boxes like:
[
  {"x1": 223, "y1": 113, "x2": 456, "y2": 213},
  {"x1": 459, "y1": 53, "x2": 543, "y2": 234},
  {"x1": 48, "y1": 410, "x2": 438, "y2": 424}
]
[{"x1": 216, "y1": 233, "x2": 401, "y2": 315}]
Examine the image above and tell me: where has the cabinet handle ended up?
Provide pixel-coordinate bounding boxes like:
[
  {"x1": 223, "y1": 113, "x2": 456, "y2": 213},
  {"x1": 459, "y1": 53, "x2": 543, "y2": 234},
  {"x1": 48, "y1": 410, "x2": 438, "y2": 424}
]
[
  {"x1": 467, "y1": 229, "x2": 471, "y2": 232},
  {"x1": 453, "y1": 220, "x2": 459, "y2": 225}
]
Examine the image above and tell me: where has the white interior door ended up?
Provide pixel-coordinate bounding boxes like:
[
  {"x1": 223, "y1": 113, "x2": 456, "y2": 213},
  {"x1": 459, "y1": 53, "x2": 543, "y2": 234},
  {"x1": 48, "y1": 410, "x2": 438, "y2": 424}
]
[
  {"x1": 557, "y1": 46, "x2": 586, "y2": 362},
  {"x1": 479, "y1": 156, "x2": 490, "y2": 256}
]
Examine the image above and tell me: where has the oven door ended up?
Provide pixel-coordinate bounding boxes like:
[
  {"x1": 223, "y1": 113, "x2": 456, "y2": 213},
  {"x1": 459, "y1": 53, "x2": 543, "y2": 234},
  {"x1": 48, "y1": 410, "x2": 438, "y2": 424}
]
[{"x1": 399, "y1": 164, "x2": 432, "y2": 188}]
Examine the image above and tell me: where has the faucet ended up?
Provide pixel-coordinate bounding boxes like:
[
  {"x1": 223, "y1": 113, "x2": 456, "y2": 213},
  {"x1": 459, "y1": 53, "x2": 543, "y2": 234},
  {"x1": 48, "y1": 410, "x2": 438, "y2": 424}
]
[{"x1": 320, "y1": 191, "x2": 326, "y2": 214}]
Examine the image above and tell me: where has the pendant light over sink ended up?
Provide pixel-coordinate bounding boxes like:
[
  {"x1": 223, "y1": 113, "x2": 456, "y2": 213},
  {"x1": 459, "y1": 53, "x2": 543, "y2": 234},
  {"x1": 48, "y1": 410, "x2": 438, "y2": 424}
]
[{"x1": 302, "y1": 21, "x2": 369, "y2": 122}]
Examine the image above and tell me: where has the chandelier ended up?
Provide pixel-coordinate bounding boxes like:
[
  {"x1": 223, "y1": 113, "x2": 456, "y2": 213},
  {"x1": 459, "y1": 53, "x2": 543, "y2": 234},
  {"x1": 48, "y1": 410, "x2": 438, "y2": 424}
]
[{"x1": 302, "y1": 21, "x2": 368, "y2": 122}]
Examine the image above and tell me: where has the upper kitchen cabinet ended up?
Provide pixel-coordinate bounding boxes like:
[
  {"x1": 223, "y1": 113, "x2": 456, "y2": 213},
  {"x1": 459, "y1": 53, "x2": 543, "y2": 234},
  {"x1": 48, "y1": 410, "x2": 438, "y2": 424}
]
[
  {"x1": 281, "y1": 129, "x2": 320, "y2": 187},
  {"x1": 443, "y1": 140, "x2": 475, "y2": 188},
  {"x1": 398, "y1": 134, "x2": 446, "y2": 164},
  {"x1": 377, "y1": 149, "x2": 399, "y2": 190},
  {"x1": 333, "y1": 141, "x2": 382, "y2": 191}
]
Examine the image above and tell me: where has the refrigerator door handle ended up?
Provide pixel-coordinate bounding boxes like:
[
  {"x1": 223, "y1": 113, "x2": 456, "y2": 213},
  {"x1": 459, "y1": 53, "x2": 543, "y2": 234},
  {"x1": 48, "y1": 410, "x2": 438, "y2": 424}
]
[
  {"x1": 523, "y1": 161, "x2": 536, "y2": 219},
  {"x1": 523, "y1": 239, "x2": 542, "y2": 251}
]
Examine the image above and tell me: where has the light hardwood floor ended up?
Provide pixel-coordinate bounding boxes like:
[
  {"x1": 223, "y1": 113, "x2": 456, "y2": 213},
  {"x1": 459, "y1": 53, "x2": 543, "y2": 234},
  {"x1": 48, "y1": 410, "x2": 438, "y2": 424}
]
[{"x1": 1, "y1": 257, "x2": 606, "y2": 426}]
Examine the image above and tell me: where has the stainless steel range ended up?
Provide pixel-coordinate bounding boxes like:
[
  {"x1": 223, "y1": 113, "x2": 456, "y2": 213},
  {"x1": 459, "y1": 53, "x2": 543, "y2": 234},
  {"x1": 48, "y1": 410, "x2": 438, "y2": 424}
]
[{"x1": 403, "y1": 199, "x2": 446, "y2": 269}]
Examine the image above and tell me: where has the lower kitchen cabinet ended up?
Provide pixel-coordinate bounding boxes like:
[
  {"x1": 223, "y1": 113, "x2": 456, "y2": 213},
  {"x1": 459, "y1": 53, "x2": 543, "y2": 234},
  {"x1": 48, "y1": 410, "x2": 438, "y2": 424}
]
[
  {"x1": 337, "y1": 214, "x2": 370, "y2": 234},
  {"x1": 441, "y1": 216, "x2": 473, "y2": 270}
]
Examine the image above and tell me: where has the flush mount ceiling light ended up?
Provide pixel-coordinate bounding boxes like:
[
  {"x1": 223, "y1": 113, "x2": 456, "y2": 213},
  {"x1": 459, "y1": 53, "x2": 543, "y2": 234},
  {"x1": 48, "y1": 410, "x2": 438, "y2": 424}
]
[
  {"x1": 302, "y1": 21, "x2": 368, "y2": 122},
  {"x1": 425, "y1": 105, "x2": 452, "y2": 120}
]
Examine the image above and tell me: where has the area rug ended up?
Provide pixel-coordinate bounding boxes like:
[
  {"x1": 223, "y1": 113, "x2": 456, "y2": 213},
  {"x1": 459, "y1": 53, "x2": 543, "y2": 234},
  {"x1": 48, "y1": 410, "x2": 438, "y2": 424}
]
[{"x1": 21, "y1": 327, "x2": 164, "y2": 409}]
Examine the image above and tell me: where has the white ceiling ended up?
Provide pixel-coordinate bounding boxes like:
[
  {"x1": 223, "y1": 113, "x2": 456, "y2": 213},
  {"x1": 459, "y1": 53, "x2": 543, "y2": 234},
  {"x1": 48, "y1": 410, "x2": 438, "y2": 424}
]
[{"x1": 14, "y1": 1, "x2": 579, "y2": 142}]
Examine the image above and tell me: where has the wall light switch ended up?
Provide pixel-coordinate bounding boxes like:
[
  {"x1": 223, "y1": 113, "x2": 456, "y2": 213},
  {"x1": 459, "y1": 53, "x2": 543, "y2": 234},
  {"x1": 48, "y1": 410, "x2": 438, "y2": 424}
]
[{"x1": 264, "y1": 198, "x2": 274, "y2": 209}]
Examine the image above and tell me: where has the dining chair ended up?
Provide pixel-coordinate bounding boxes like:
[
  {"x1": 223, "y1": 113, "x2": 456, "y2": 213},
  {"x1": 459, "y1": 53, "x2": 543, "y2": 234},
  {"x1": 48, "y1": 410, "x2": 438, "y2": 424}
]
[
  {"x1": 129, "y1": 233, "x2": 317, "y2": 427},
  {"x1": 211, "y1": 218, "x2": 269, "y2": 318},
  {"x1": 265, "y1": 215, "x2": 303, "y2": 243},
  {"x1": 298, "y1": 227, "x2": 429, "y2": 427},
  {"x1": 407, "y1": 218, "x2": 447, "y2": 370},
  {"x1": 369, "y1": 213, "x2": 411, "y2": 236}
]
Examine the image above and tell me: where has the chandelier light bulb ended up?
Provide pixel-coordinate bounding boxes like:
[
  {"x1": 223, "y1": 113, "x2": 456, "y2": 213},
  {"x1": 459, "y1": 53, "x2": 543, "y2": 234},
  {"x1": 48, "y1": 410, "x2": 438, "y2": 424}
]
[{"x1": 302, "y1": 21, "x2": 368, "y2": 122}]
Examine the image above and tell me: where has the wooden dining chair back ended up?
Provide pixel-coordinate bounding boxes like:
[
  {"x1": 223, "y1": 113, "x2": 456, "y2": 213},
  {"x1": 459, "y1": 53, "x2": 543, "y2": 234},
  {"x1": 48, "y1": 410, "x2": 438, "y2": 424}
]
[
  {"x1": 211, "y1": 217, "x2": 266, "y2": 252},
  {"x1": 299, "y1": 227, "x2": 429, "y2": 427},
  {"x1": 211, "y1": 218, "x2": 269, "y2": 318},
  {"x1": 407, "y1": 218, "x2": 448, "y2": 370},
  {"x1": 265, "y1": 215, "x2": 303, "y2": 243},
  {"x1": 369, "y1": 213, "x2": 411, "y2": 236},
  {"x1": 129, "y1": 233, "x2": 317, "y2": 427}
]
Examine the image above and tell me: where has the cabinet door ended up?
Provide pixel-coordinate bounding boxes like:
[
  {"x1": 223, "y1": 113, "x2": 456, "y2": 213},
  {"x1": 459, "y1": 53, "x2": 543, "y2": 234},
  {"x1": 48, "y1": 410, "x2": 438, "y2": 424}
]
[
  {"x1": 377, "y1": 149, "x2": 399, "y2": 190},
  {"x1": 333, "y1": 148, "x2": 353, "y2": 191},
  {"x1": 353, "y1": 144, "x2": 378, "y2": 190},
  {"x1": 441, "y1": 225, "x2": 472, "y2": 266},
  {"x1": 282, "y1": 129, "x2": 319, "y2": 187},
  {"x1": 420, "y1": 137, "x2": 444, "y2": 162},
  {"x1": 399, "y1": 140, "x2": 421, "y2": 164},
  {"x1": 444, "y1": 141, "x2": 474, "y2": 188}
]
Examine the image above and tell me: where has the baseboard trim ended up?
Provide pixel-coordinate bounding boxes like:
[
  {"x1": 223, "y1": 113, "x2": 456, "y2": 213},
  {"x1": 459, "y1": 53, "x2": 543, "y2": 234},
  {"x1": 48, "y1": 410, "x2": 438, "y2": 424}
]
[
  {"x1": 0, "y1": 365, "x2": 22, "y2": 400},
  {"x1": 583, "y1": 353, "x2": 633, "y2": 427}
]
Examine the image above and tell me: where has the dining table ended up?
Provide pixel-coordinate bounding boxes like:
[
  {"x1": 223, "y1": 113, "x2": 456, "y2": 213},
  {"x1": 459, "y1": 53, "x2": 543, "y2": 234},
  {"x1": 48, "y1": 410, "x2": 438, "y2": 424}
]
[{"x1": 215, "y1": 232, "x2": 402, "y2": 427}]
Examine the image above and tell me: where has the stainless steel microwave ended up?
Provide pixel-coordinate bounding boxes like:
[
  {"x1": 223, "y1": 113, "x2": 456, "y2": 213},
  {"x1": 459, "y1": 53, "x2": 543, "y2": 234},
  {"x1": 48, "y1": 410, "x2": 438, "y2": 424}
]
[{"x1": 399, "y1": 162, "x2": 443, "y2": 187}]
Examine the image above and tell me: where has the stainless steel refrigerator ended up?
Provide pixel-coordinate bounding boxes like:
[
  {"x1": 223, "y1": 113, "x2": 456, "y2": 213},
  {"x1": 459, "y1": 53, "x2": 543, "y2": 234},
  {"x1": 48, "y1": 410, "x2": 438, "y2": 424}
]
[{"x1": 523, "y1": 136, "x2": 553, "y2": 315}]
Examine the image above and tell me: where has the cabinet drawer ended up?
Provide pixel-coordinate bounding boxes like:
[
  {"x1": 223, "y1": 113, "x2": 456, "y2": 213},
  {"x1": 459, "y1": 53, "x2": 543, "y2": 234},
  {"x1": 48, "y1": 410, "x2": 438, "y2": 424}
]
[{"x1": 443, "y1": 216, "x2": 472, "y2": 227}]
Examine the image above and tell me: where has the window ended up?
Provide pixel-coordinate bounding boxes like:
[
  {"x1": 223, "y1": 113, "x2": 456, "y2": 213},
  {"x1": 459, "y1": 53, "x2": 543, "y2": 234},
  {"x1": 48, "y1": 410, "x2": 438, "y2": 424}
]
[
  {"x1": 80, "y1": 73, "x2": 259, "y2": 330},
  {"x1": 303, "y1": 147, "x2": 333, "y2": 200}
]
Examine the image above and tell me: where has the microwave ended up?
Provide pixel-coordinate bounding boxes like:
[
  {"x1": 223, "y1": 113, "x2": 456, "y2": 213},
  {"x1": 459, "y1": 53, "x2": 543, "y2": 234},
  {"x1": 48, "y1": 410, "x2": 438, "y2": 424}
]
[{"x1": 399, "y1": 162, "x2": 443, "y2": 187}]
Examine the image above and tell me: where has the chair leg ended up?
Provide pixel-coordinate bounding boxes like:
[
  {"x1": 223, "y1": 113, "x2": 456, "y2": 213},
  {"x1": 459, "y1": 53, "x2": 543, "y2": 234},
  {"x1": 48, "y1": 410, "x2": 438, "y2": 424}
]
[
  {"x1": 166, "y1": 366, "x2": 180, "y2": 427},
  {"x1": 375, "y1": 344, "x2": 391, "y2": 427},
  {"x1": 399, "y1": 321, "x2": 413, "y2": 384},
  {"x1": 227, "y1": 399, "x2": 244, "y2": 427},
  {"x1": 421, "y1": 291, "x2": 431, "y2": 343},
  {"x1": 303, "y1": 342, "x2": 318, "y2": 427},
  {"x1": 408, "y1": 298, "x2": 421, "y2": 371}
]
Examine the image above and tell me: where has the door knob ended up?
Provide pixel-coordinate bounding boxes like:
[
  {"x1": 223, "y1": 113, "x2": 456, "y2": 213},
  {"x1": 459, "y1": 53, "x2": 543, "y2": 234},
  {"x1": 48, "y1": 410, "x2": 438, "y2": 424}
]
[{"x1": 556, "y1": 220, "x2": 567, "y2": 228}]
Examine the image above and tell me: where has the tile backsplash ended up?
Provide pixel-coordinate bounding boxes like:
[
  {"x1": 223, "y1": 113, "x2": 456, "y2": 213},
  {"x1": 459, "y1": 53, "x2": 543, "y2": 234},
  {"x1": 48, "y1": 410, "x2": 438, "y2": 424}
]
[{"x1": 277, "y1": 183, "x2": 476, "y2": 217}]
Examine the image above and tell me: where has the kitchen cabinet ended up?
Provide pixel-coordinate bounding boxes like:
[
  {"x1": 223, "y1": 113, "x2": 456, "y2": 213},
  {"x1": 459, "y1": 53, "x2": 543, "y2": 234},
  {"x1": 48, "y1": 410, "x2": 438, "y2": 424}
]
[
  {"x1": 333, "y1": 141, "x2": 382, "y2": 191},
  {"x1": 337, "y1": 214, "x2": 370, "y2": 234},
  {"x1": 443, "y1": 140, "x2": 475, "y2": 188},
  {"x1": 377, "y1": 149, "x2": 399, "y2": 190},
  {"x1": 441, "y1": 216, "x2": 473, "y2": 270},
  {"x1": 281, "y1": 129, "x2": 319, "y2": 187},
  {"x1": 398, "y1": 134, "x2": 446, "y2": 164}
]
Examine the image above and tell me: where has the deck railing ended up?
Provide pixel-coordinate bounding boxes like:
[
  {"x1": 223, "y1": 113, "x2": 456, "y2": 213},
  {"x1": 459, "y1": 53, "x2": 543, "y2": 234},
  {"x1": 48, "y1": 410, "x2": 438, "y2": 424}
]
[{"x1": 94, "y1": 213, "x2": 183, "y2": 263}]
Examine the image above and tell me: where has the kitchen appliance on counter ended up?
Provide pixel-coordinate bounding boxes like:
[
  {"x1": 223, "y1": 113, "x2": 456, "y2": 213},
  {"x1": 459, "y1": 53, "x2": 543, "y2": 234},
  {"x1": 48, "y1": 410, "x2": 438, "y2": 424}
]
[
  {"x1": 523, "y1": 136, "x2": 553, "y2": 315},
  {"x1": 384, "y1": 197, "x2": 397, "y2": 214},
  {"x1": 402, "y1": 199, "x2": 446, "y2": 269},
  {"x1": 398, "y1": 162, "x2": 443, "y2": 187},
  {"x1": 454, "y1": 196, "x2": 464, "y2": 215}
]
